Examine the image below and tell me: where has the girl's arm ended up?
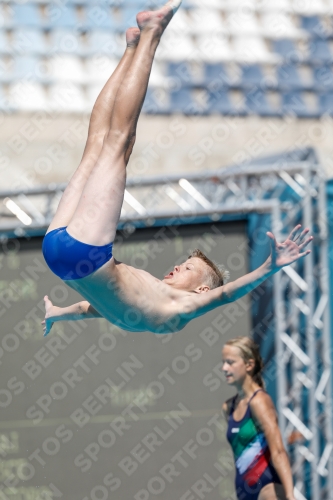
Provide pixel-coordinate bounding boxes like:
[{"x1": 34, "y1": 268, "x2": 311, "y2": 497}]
[
  {"x1": 42, "y1": 295, "x2": 102, "y2": 336},
  {"x1": 250, "y1": 392, "x2": 295, "y2": 500}
]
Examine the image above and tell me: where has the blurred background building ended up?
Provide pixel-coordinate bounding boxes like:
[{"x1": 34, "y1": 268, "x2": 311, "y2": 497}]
[
  {"x1": 1, "y1": 0, "x2": 333, "y2": 189},
  {"x1": 0, "y1": 1, "x2": 333, "y2": 499}
]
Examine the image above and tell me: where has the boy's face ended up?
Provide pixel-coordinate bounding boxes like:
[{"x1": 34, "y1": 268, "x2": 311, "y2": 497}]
[{"x1": 163, "y1": 257, "x2": 209, "y2": 292}]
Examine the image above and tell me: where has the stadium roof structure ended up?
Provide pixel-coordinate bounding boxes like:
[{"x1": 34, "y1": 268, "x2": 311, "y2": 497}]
[
  {"x1": 0, "y1": 147, "x2": 332, "y2": 499},
  {"x1": 1, "y1": 1, "x2": 333, "y2": 116}
]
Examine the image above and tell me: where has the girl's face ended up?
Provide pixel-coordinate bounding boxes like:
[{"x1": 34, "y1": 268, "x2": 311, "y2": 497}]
[{"x1": 222, "y1": 345, "x2": 254, "y2": 386}]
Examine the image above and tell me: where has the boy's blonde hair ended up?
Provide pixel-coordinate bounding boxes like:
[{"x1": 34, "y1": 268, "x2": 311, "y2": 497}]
[{"x1": 188, "y1": 248, "x2": 230, "y2": 289}]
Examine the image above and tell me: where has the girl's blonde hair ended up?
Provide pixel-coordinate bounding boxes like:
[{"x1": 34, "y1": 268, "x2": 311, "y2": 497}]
[{"x1": 225, "y1": 336, "x2": 265, "y2": 389}]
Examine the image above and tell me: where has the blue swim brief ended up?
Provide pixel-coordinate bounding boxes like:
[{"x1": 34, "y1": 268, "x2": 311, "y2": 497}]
[{"x1": 42, "y1": 227, "x2": 113, "y2": 280}]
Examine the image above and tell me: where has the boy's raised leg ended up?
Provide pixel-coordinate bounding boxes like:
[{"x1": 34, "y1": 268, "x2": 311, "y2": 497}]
[
  {"x1": 47, "y1": 28, "x2": 141, "y2": 234},
  {"x1": 66, "y1": 0, "x2": 182, "y2": 246}
]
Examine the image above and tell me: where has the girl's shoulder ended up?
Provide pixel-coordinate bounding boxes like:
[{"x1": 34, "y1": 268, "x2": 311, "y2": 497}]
[
  {"x1": 248, "y1": 389, "x2": 276, "y2": 426},
  {"x1": 222, "y1": 394, "x2": 237, "y2": 418},
  {"x1": 249, "y1": 388, "x2": 272, "y2": 407}
]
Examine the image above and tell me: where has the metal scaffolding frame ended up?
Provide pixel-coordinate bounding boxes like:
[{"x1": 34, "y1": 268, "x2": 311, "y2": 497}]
[{"x1": 0, "y1": 154, "x2": 332, "y2": 499}]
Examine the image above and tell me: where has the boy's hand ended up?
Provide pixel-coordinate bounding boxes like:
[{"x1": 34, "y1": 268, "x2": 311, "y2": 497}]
[
  {"x1": 267, "y1": 224, "x2": 313, "y2": 270},
  {"x1": 41, "y1": 295, "x2": 57, "y2": 337}
]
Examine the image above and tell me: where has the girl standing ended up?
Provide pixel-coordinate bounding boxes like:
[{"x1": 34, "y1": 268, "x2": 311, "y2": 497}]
[{"x1": 222, "y1": 337, "x2": 296, "y2": 500}]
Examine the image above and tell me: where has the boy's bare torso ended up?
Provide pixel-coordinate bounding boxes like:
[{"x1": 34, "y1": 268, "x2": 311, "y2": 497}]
[{"x1": 65, "y1": 258, "x2": 196, "y2": 333}]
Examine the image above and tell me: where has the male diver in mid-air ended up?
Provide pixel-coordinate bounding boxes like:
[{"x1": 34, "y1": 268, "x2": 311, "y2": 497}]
[{"x1": 42, "y1": 0, "x2": 313, "y2": 336}]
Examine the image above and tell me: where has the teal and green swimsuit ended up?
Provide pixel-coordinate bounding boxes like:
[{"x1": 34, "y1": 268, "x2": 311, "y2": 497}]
[{"x1": 226, "y1": 389, "x2": 282, "y2": 500}]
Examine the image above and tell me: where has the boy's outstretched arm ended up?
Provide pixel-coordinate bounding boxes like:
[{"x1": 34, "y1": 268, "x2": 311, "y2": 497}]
[
  {"x1": 186, "y1": 224, "x2": 313, "y2": 318},
  {"x1": 42, "y1": 296, "x2": 102, "y2": 336}
]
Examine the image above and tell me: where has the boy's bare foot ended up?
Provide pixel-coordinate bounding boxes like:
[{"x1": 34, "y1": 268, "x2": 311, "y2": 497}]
[
  {"x1": 136, "y1": 0, "x2": 182, "y2": 36},
  {"x1": 42, "y1": 295, "x2": 58, "y2": 337},
  {"x1": 126, "y1": 27, "x2": 140, "y2": 48}
]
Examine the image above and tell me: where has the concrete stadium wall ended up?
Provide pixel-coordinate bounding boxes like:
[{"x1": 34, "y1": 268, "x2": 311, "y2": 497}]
[{"x1": 1, "y1": 112, "x2": 333, "y2": 191}]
